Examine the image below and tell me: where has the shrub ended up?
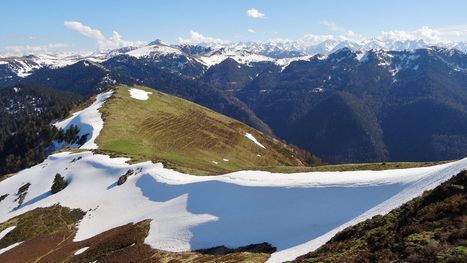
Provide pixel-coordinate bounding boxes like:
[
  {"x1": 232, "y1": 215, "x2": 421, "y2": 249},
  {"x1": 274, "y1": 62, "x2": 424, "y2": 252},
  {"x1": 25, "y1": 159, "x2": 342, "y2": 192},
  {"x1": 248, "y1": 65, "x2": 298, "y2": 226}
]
[
  {"x1": 51, "y1": 173, "x2": 67, "y2": 194},
  {"x1": 117, "y1": 169, "x2": 133, "y2": 186}
]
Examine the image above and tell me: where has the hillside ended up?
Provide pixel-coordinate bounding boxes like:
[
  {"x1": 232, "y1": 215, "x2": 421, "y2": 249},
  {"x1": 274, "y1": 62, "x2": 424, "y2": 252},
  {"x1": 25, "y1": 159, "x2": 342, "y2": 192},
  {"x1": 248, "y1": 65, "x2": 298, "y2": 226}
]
[
  {"x1": 0, "y1": 84, "x2": 466, "y2": 263},
  {"x1": 96, "y1": 85, "x2": 318, "y2": 175},
  {"x1": 294, "y1": 170, "x2": 467, "y2": 263},
  {"x1": 0, "y1": 205, "x2": 272, "y2": 263},
  {"x1": 236, "y1": 48, "x2": 467, "y2": 163},
  {"x1": 0, "y1": 84, "x2": 81, "y2": 175},
  {"x1": 0, "y1": 150, "x2": 465, "y2": 262}
]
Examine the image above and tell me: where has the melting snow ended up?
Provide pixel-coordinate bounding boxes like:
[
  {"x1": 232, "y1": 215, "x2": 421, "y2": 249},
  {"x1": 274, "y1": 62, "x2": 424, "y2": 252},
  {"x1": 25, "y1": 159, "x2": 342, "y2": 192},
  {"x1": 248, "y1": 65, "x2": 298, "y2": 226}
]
[
  {"x1": 129, "y1": 88, "x2": 152, "y2": 100},
  {"x1": 223, "y1": 158, "x2": 229, "y2": 162},
  {"x1": 54, "y1": 91, "x2": 113, "y2": 149},
  {"x1": 276, "y1": 56, "x2": 311, "y2": 70},
  {"x1": 0, "y1": 152, "x2": 465, "y2": 261},
  {"x1": 0, "y1": 226, "x2": 15, "y2": 240},
  {"x1": 245, "y1": 133, "x2": 266, "y2": 149},
  {"x1": 0, "y1": 241, "x2": 23, "y2": 255}
]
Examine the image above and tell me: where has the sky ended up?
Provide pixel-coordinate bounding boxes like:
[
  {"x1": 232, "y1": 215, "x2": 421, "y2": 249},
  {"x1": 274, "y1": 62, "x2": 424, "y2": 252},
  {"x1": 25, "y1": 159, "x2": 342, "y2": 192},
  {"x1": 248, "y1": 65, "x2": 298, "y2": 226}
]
[{"x1": 1, "y1": 0, "x2": 467, "y2": 55}]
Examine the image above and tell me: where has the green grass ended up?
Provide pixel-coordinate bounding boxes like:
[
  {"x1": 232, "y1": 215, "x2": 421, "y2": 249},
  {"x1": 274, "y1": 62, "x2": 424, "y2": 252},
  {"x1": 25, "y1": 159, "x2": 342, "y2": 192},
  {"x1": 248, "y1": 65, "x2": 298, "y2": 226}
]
[
  {"x1": 253, "y1": 160, "x2": 452, "y2": 173},
  {"x1": 96, "y1": 85, "x2": 315, "y2": 175}
]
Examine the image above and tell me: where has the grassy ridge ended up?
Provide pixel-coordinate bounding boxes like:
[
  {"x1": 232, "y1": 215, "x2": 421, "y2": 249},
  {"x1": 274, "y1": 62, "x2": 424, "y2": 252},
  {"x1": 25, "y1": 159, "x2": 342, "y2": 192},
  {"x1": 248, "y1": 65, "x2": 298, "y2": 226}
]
[
  {"x1": 96, "y1": 85, "x2": 319, "y2": 175},
  {"x1": 254, "y1": 160, "x2": 452, "y2": 173}
]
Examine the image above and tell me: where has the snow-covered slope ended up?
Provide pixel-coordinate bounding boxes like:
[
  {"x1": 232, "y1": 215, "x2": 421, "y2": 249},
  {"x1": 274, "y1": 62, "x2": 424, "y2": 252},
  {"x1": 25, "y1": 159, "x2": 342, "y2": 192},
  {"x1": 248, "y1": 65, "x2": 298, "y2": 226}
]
[
  {"x1": 1, "y1": 88, "x2": 466, "y2": 262},
  {"x1": 54, "y1": 91, "x2": 113, "y2": 149},
  {"x1": 125, "y1": 43, "x2": 183, "y2": 59},
  {"x1": 195, "y1": 47, "x2": 275, "y2": 67},
  {"x1": 2, "y1": 39, "x2": 466, "y2": 80},
  {"x1": 0, "y1": 151, "x2": 465, "y2": 262}
]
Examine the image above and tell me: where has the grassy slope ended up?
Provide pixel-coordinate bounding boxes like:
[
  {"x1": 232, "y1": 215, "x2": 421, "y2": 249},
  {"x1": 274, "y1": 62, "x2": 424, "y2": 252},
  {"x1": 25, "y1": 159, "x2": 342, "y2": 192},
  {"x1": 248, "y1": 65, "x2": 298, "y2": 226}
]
[
  {"x1": 294, "y1": 170, "x2": 467, "y2": 263},
  {"x1": 96, "y1": 85, "x2": 319, "y2": 175}
]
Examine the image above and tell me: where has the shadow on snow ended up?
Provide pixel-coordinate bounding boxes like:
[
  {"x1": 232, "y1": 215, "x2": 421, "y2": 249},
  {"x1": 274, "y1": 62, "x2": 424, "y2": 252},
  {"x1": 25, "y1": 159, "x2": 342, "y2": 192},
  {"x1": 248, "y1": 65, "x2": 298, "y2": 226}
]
[{"x1": 136, "y1": 174, "x2": 403, "y2": 251}]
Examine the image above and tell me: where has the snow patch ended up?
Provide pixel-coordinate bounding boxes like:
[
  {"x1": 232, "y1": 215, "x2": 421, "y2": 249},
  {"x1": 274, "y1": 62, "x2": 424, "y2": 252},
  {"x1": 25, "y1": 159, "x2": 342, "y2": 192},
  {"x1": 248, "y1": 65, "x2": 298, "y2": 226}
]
[
  {"x1": 129, "y1": 88, "x2": 152, "y2": 100},
  {"x1": 245, "y1": 133, "x2": 266, "y2": 149},
  {"x1": 74, "y1": 246, "x2": 89, "y2": 255}
]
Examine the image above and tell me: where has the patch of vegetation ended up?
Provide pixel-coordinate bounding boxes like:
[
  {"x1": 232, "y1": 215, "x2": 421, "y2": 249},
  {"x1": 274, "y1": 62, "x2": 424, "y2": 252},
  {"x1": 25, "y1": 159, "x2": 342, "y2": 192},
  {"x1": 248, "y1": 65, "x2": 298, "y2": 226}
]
[
  {"x1": 293, "y1": 170, "x2": 467, "y2": 263},
  {"x1": 96, "y1": 85, "x2": 320, "y2": 175},
  {"x1": 14, "y1": 182, "x2": 31, "y2": 206},
  {"x1": 0, "y1": 205, "x2": 85, "y2": 250},
  {"x1": 117, "y1": 169, "x2": 133, "y2": 185},
  {"x1": 0, "y1": 193, "x2": 8, "y2": 203},
  {"x1": 51, "y1": 173, "x2": 67, "y2": 194}
]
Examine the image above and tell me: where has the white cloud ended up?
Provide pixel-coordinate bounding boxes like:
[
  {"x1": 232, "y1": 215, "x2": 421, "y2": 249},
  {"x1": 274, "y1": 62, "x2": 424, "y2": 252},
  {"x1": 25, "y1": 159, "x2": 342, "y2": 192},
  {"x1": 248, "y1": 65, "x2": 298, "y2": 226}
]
[
  {"x1": 247, "y1": 29, "x2": 256, "y2": 33},
  {"x1": 379, "y1": 25, "x2": 467, "y2": 43},
  {"x1": 247, "y1": 8, "x2": 266, "y2": 19},
  {"x1": 2, "y1": 43, "x2": 68, "y2": 56},
  {"x1": 178, "y1": 30, "x2": 230, "y2": 46},
  {"x1": 317, "y1": 21, "x2": 467, "y2": 44},
  {"x1": 64, "y1": 21, "x2": 142, "y2": 50}
]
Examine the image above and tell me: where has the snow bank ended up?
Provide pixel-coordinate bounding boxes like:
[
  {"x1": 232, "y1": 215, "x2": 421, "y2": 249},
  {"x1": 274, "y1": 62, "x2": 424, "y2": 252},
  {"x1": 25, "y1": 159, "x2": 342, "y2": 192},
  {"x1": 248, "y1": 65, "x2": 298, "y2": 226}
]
[
  {"x1": 129, "y1": 88, "x2": 152, "y2": 100},
  {"x1": 0, "y1": 226, "x2": 15, "y2": 240},
  {"x1": 245, "y1": 133, "x2": 266, "y2": 149},
  {"x1": 0, "y1": 150, "x2": 465, "y2": 261},
  {"x1": 54, "y1": 91, "x2": 113, "y2": 149}
]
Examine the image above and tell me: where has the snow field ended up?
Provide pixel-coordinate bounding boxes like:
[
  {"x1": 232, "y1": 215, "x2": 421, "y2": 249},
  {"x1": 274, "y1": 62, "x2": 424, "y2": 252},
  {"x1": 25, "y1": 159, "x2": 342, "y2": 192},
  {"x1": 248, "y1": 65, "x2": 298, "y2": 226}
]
[{"x1": 0, "y1": 151, "x2": 465, "y2": 262}]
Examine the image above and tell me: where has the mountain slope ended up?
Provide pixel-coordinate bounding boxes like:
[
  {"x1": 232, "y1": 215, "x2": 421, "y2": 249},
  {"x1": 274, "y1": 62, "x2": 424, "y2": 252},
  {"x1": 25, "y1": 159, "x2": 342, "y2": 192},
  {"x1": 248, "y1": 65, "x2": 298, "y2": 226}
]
[
  {"x1": 237, "y1": 48, "x2": 467, "y2": 163},
  {"x1": 96, "y1": 85, "x2": 318, "y2": 175},
  {"x1": 22, "y1": 60, "x2": 132, "y2": 96},
  {"x1": 294, "y1": 170, "x2": 467, "y2": 263},
  {"x1": 102, "y1": 56, "x2": 272, "y2": 133}
]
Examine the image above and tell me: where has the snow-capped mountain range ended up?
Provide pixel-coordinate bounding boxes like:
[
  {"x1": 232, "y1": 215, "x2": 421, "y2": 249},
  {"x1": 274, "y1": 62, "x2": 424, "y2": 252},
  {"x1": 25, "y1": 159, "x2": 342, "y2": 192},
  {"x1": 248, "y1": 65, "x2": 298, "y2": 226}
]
[{"x1": 1, "y1": 38, "x2": 467, "y2": 80}]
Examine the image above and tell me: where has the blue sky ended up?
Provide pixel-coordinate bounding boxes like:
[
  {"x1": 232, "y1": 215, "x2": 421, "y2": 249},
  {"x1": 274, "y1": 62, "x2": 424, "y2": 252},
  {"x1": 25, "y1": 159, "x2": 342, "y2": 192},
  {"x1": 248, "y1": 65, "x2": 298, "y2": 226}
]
[{"x1": 1, "y1": 0, "x2": 467, "y2": 55}]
